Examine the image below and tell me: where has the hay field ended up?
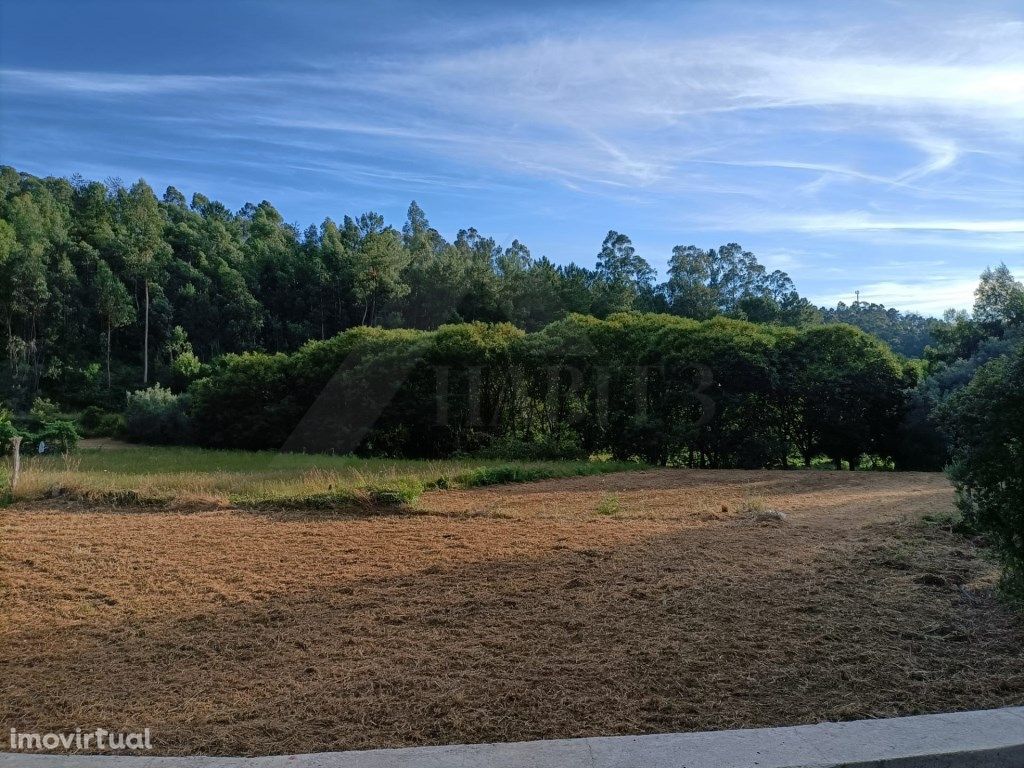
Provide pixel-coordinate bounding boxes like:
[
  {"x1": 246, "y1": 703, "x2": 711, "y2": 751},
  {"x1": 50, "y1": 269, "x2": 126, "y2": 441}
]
[
  {"x1": 2, "y1": 469, "x2": 1023, "y2": 756},
  {"x1": 4, "y1": 445, "x2": 637, "y2": 506}
]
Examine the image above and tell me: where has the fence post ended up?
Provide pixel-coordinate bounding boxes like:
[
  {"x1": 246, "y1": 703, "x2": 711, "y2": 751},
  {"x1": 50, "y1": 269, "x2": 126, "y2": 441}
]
[{"x1": 10, "y1": 435, "x2": 22, "y2": 494}]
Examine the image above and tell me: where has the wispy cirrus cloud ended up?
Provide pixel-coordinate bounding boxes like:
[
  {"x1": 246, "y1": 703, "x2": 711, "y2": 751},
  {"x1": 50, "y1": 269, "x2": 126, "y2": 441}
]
[
  {"x1": 747, "y1": 214, "x2": 1024, "y2": 234},
  {"x1": 0, "y1": 68, "x2": 260, "y2": 95},
  {"x1": 1, "y1": 1, "x2": 1021, "y2": 314}
]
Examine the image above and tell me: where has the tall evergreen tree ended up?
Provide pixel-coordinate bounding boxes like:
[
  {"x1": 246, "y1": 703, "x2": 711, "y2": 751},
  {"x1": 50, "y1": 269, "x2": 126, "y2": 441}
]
[
  {"x1": 94, "y1": 260, "x2": 135, "y2": 388},
  {"x1": 594, "y1": 231, "x2": 653, "y2": 316},
  {"x1": 116, "y1": 180, "x2": 168, "y2": 384}
]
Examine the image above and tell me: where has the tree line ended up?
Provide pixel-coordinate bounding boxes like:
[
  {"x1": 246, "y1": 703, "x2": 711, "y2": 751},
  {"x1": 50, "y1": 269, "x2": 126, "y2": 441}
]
[
  {"x1": 821, "y1": 301, "x2": 935, "y2": 358},
  {"x1": 0, "y1": 165, "x2": 939, "y2": 411},
  {"x1": 139, "y1": 313, "x2": 907, "y2": 471}
]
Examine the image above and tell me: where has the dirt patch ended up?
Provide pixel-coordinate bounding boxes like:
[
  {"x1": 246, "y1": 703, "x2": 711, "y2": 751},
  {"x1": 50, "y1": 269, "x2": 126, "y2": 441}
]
[{"x1": 2, "y1": 469, "x2": 1022, "y2": 756}]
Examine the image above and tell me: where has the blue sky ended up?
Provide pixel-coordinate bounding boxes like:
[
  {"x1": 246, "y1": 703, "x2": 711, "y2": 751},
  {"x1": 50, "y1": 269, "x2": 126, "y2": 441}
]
[{"x1": 1, "y1": 0, "x2": 1022, "y2": 315}]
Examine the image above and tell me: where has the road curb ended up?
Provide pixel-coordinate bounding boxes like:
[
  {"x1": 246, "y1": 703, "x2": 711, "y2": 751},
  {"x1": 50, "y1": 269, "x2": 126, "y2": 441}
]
[{"x1": 4, "y1": 706, "x2": 1024, "y2": 768}]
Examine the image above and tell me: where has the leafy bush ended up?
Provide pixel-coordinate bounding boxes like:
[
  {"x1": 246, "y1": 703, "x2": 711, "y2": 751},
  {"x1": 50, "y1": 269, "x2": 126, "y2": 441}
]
[
  {"x1": 78, "y1": 405, "x2": 124, "y2": 437},
  {"x1": 479, "y1": 431, "x2": 588, "y2": 461},
  {"x1": 29, "y1": 397, "x2": 60, "y2": 424},
  {"x1": 97, "y1": 413, "x2": 125, "y2": 437},
  {"x1": 186, "y1": 316, "x2": 909, "y2": 469},
  {"x1": 34, "y1": 420, "x2": 80, "y2": 453},
  {"x1": 365, "y1": 478, "x2": 424, "y2": 506},
  {"x1": 939, "y1": 342, "x2": 1024, "y2": 598},
  {"x1": 124, "y1": 385, "x2": 192, "y2": 445},
  {"x1": 0, "y1": 407, "x2": 20, "y2": 452},
  {"x1": 169, "y1": 350, "x2": 203, "y2": 391},
  {"x1": 78, "y1": 405, "x2": 107, "y2": 434},
  {"x1": 455, "y1": 465, "x2": 536, "y2": 486},
  {"x1": 188, "y1": 352, "x2": 292, "y2": 449}
]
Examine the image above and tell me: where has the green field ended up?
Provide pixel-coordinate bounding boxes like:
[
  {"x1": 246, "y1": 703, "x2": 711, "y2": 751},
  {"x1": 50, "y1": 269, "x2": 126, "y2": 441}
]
[{"x1": 5, "y1": 445, "x2": 641, "y2": 507}]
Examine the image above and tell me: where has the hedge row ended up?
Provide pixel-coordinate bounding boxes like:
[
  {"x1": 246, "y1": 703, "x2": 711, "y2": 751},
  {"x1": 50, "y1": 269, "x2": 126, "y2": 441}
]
[{"x1": 179, "y1": 313, "x2": 913, "y2": 469}]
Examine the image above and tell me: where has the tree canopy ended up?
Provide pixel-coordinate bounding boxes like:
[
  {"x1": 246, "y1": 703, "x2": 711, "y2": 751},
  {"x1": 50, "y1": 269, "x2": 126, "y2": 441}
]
[{"x1": 0, "y1": 164, "x2": 833, "y2": 410}]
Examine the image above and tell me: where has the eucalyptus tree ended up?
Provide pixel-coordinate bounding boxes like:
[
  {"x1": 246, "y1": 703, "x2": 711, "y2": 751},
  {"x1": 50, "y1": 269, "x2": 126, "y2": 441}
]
[
  {"x1": 353, "y1": 226, "x2": 410, "y2": 326},
  {"x1": 116, "y1": 180, "x2": 169, "y2": 384},
  {"x1": 94, "y1": 260, "x2": 134, "y2": 388},
  {"x1": 594, "y1": 231, "x2": 654, "y2": 316},
  {"x1": 974, "y1": 264, "x2": 1024, "y2": 330}
]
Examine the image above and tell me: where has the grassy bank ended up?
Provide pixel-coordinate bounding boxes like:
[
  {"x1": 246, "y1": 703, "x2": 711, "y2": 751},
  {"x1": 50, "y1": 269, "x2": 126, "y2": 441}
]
[{"x1": 3, "y1": 445, "x2": 643, "y2": 508}]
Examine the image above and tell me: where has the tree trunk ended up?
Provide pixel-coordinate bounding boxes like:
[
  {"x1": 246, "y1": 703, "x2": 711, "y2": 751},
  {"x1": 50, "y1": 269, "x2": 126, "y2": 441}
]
[
  {"x1": 30, "y1": 315, "x2": 40, "y2": 396},
  {"x1": 106, "y1": 321, "x2": 112, "y2": 389},
  {"x1": 143, "y1": 280, "x2": 150, "y2": 384},
  {"x1": 10, "y1": 436, "x2": 22, "y2": 494}
]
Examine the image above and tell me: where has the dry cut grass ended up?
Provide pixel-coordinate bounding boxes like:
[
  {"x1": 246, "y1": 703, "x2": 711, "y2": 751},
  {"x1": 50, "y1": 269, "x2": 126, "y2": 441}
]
[{"x1": 2, "y1": 469, "x2": 1023, "y2": 756}]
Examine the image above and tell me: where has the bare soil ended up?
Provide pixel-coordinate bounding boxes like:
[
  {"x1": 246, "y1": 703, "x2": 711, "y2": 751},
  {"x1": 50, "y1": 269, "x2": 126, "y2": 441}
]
[{"x1": 2, "y1": 469, "x2": 1022, "y2": 756}]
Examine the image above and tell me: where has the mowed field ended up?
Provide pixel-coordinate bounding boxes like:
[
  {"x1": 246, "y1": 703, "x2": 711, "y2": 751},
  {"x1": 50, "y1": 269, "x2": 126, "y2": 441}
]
[{"x1": 3, "y1": 469, "x2": 1024, "y2": 756}]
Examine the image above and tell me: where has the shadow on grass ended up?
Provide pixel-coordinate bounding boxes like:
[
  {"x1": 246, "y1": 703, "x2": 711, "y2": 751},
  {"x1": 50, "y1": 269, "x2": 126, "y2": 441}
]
[{"x1": 4, "y1": 510, "x2": 1021, "y2": 757}]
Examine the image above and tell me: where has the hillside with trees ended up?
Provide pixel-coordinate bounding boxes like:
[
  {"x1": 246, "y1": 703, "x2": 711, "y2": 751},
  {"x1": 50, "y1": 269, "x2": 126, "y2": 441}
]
[
  {"x1": 1, "y1": 165, "x2": 823, "y2": 409},
  {"x1": 821, "y1": 301, "x2": 936, "y2": 358}
]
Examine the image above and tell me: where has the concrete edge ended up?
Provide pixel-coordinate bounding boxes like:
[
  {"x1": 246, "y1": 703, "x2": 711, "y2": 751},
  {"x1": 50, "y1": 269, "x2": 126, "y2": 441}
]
[{"x1": 2, "y1": 706, "x2": 1023, "y2": 768}]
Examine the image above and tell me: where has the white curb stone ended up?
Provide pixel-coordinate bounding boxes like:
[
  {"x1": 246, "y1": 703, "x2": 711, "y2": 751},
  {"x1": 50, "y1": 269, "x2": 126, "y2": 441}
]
[{"x1": 3, "y1": 707, "x2": 1023, "y2": 768}]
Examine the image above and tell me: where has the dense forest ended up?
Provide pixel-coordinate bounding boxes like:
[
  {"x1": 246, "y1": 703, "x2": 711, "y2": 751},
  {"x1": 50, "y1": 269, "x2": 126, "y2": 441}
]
[
  {"x1": 821, "y1": 301, "x2": 936, "y2": 358},
  {"x1": 0, "y1": 165, "x2": 940, "y2": 409}
]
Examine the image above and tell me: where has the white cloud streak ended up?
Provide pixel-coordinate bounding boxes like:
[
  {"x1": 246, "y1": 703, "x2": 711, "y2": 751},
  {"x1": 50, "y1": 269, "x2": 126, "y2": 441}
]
[
  {"x1": 813, "y1": 266, "x2": 1024, "y2": 316},
  {"x1": 0, "y1": 68, "x2": 259, "y2": 95},
  {"x1": 753, "y1": 214, "x2": 1024, "y2": 234},
  {"x1": 3, "y1": 3, "x2": 1021, "y2": 303},
  {"x1": 816, "y1": 277, "x2": 981, "y2": 315}
]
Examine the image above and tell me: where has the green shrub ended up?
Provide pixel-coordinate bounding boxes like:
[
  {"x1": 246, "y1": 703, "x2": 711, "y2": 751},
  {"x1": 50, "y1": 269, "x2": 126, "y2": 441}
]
[
  {"x1": 78, "y1": 405, "x2": 125, "y2": 437},
  {"x1": 97, "y1": 413, "x2": 125, "y2": 437},
  {"x1": 939, "y1": 342, "x2": 1024, "y2": 598},
  {"x1": 365, "y1": 478, "x2": 423, "y2": 506},
  {"x1": 29, "y1": 397, "x2": 60, "y2": 424},
  {"x1": 34, "y1": 419, "x2": 80, "y2": 453},
  {"x1": 456, "y1": 465, "x2": 539, "y2": 486},
  {"x1": 453, "y1": 464, "x2": 577, "y2": 487},
  {"x1": 184, "y1": 316, "x2": 910, "y2": 469},
  {"x1": 596, "y1": 494, "x2": 621, "y2": 515},
  {"x1": 479, "y1": 432, "x2": 588, "y2": 461},
  {"x1": 188, "y1": 352, "x2": 292, "y2": 449},
  {"x1": 170, "y1": 351, "x2": 203, "y2": 391},
  {"x1": 125, "y1": 385, "x2": 192, "y2": 445},
  {"x1": 78, "y1": 405, "x2": 107, "y2": 434},
  {"x1": 0, "y1": 408, "x2": 20, "y2": 452}
]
